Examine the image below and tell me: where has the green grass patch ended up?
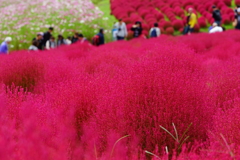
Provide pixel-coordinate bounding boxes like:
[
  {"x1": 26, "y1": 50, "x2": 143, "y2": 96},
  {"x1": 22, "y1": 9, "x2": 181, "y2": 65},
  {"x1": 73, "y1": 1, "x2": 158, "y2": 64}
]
[
  {"x1": 92, "y1": 0, "x2": 117, "y2": 42},
  {"x1": 176, "y1": 16, "x2": 182, "y2": 20},
  {"x1": 231, "y1": 0, "x2": 236, "y2": 7},
  {"x1": 164, "y1": 15, "x2": 170, "y2": 21}
]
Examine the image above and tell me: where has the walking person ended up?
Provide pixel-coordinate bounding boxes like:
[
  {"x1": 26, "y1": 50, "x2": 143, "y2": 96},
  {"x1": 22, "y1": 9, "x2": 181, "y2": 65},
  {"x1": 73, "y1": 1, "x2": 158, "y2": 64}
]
[
  {"x1": 115, "y1": 19, "x2": 128, "y2": 40},
  {"x1": 92, "y1": 28, "x2": 105, "y2": 46},
  {"x1": 0, "y1": 37, "x2": 12, "y2": 54},
  {"x1": 43, "y1": 27, "x2": 54, "y2": 47},
  {"x1": 112, "y1": 24, "x2": 118, "y2": 41},
  {"x1": 185, "y1": 8, "x2": 197, "y2": 35},
  {"x1": 149, "y1": 22, "x2": 161, "y2": 38},
  {"x1": 212, "y1": 5, "x2": 222, "y2": 26},
  {"x1": 46, "y1": 36, "x2": 57, "y2": 50},
  {"x1": 233, "y1": 8, "x2": 240, "y2": 30},
  {"x1": 131, "y1": 21, "x2": 143, "y2": 38}
]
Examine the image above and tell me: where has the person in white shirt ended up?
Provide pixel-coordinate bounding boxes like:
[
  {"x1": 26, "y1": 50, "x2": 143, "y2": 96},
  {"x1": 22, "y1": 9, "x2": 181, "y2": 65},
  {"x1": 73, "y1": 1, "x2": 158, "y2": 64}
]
[
  {"x1": 209, "y1": 22, "x2": 223, "y2": 33},
  {"x1": 115, "y1": 19, "x2": 128, "y2": 40},
  {"x1": 65, "y1": 36, "x2": 72, "y2": 45},
  {"x1": 46, "y1": 36, "x2": 57, "y2": 50},
  {"x1": 29, "y1": 40, "x2": 39, "y2": 51},
  {"x1": 149, "y1": 23, "x2": 161, "y2": 38}
]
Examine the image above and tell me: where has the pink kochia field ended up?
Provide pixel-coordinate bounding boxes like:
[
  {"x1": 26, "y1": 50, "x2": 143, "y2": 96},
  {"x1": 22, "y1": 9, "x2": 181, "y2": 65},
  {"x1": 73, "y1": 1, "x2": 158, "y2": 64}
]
[
  {"x1": 111, "y1": 0, "x2": 236, "y2": 35},
  {"x1": 1, "y1": 31, "x2": 240, "y2": 159}
]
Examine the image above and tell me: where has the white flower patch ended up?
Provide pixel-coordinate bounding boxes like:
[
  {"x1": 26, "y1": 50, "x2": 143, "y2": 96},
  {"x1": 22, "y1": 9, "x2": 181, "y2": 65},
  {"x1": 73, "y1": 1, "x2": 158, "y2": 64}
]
[{"x1": 0, "y1": 0, "x2": 103, "y2": 44}]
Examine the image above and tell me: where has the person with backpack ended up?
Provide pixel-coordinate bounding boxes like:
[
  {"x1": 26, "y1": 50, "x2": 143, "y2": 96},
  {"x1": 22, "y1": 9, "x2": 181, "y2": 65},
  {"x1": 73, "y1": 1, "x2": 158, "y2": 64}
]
[
  {"x1": 43, "y1": 27, "x2": 54, "y2": 47},
  {"x1": 212, "y1": 5, "x2": 222, "y2": 26},
  {"x1": 92, "y1": 28, "x2": 104, "y2": 46},
  {"x1": 149, "y1": 22, "x2": 161, "y2": 38},
  {"x1": 115, "y1": 19, "x2": 128, "y2": 40},
  {"x1": 131, "y1": 21, "x2": 143, "y2": 38},
  {"x1": 0, "y1": 37, "x2": 12, "y2": 54},
  {"x1": 46, "y1": 36, "x2": 57, "y2": 50},
  {"x1": 233, "y1": 8, "x2": 240, "y2": 30}
]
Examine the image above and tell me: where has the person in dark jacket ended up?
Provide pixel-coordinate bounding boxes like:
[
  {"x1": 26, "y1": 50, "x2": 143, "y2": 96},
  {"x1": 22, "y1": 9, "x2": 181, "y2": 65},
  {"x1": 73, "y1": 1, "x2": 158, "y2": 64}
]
[
  {"x1": 131, "y1": 21, "x2": 143, "y2": 38},
  {"x1": 57, "y1": 34, "x2": 66, "y2": 47},
  {"x1": 71, "y1": 32, "x2": 79, "y2": 44},
  {"x1": 32, "y1": 33, "x2": 44, "y2": 50},
  {"x1": 96, "y1": 28, "x2": 105, "y2": 45},
  {"x1": 233, "y1": 8, "x2": 240, "y2": 30},
  {"x1": 212, "y1": 6, "x2": 222, "y2": 26},
  {"x1": 43, "y1": 27, "x2": 54, "y2": 47}
]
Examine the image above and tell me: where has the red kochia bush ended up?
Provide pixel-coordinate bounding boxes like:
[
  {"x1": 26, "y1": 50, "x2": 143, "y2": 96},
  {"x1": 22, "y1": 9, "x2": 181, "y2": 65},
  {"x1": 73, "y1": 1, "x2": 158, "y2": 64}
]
[
  {"x1": 223, "y1": 0, "x2": 231, "y2": 6},
  {"x1": 162, "y1": 21, "x2": 172, "y2": 29},
  {"x1": 172, "y1": 20, "x2": 184, "y2": 30},
  {"x1": 165, "y1": 27, "x2": 174, "y2": 34},
  {"x1": 194, "y1": 24, "x2": 200, "y2": 32},
  {"x1": 236, "y1": 0, "x2": 240, "y2": 5},
  {"x1": 198, "y1": 17, "x2": 207, "y2": 28},
  {"x1": 222, "y1": 15, "x2": 231, "y2": 25}
]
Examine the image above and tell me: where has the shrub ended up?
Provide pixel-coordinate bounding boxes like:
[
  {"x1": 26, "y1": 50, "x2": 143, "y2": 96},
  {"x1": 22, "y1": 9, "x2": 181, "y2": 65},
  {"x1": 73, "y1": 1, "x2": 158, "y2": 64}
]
[
  {"x1": 222, "y1": 16, "x2": 231, "y2": 25},
  {"x1": 0, "y1": 52, "x2": 45, "y2": 92},
  {"x1": 236, "y1": 0, "x2": 240, "y2": 5},
  {"x1": 198, "y1": 17, "x2": 207, "y2": 28},
  {"x1": 223, "y1": 0, "x2": 231, "y2": 6},
  {"x1": 165, "y1": 27, "x2": 174, "y2": 34},
  {"x1": 162, "y1": 21, "x2": 172, "y2": 29},
  {"x1": 172, "y1": 20, "x2": 184, "y2": 30}
]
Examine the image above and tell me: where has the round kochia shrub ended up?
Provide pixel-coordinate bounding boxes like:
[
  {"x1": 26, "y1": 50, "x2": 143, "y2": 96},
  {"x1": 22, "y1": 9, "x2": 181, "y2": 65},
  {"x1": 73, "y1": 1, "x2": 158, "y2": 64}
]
[
  {"x1": 172, "y1": 20, "x2": 184, "y2": 30},
  {"x1": 198, "y1": 17, "x2": 207, "y2": 28},
  {"x1": 162, "y1": 21, "x2": 172, "y2": 29},
  {"x1": 156, "y1": 13, "x2": 164, "y2": 20},
  {"x1": 194, "y1": 24, "x2": 200, "y2": 32},
  {"x1": 165, "y1": 27, "x2": 174, "y2": 35},
  {"x1": 236, "y1": 0, "x2": 240, "y2": 5},
  {"x1": 222, "y1": 16, "x2": 231, "y2": 25},
  {"x1": 223, "y1": 0, "x2": 231, "y2": 6}
]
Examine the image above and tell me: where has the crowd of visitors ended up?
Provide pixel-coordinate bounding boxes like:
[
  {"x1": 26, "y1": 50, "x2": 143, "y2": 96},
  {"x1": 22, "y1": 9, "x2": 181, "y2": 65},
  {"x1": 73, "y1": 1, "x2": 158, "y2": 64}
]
[{"x1": 1, "y1": 4, "x2": 240, "y2": 54}]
